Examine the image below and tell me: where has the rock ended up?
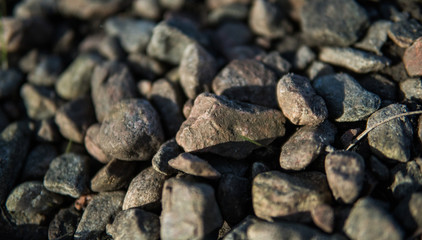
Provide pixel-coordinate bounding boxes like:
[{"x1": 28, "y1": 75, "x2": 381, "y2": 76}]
[
  {"x1": 368, "y1": 155, "x2": 390, "y2": 182},
  {"x1": 105, "y1": 17, "x2": 155, "y2": 53},
  {"x1": 179, "y1": 43, "x2": 217, "y2": 99},
  {"x1": 28, "y1": 55, "x2": 62, "y2": 86},
  {"x1": 48, "y1": 207, "x2": 81, "y2": 240},
  {"x1": 57, "y1": 0, "x2": 129, "y2": 19},
  {"x1": 161, "y1": 178, "x2": 223, "y2": 240},
  {"x1": 6, "y1": 181, "x2": 63, "y2": 225},
  {"x1": 206, "y1": 0, "x2": 250, "y2": 9},
  {"x1": 249, "y1": 0, "x2": 285, "y2": 39},
  {"x1": 133, "y1": 0, "x2": 161, "y2": 20},
  {"x1": 300, "y1": 0, "x2": 368, "y2": 46},
  {"x1": 91, "y1": 159, "x2": 139, "y2": 192},
  {"x1": 218, "y1": 221, "x2": 232, "y2": 239},
  {"x1": 367, "y1": 104, "x2": 413, "y2": 162},
  {"x1": 176, "y1": 93, "x2": 285, "y2": 159},
  {"x1": 20, "y1": 83, "x2": 59, "y2": 120},
  {"x1": 212, "y1": 59, "x2": 278, "y2": 108},
  {"x1": 21, "y1": 144, "x2": 58, "y2": 181},
  {"x1": 344, "y1": 198, "x2": 404, "y2": 240},
  {"x1": 183, "y1": 99, "x2": 194, "y2": 118},
  {"x1": 0, "y1": 69, "x2": 23, "y2": 98},
  {"x1": 310, "y1": 204, "x2": 334, "y2": 233},
  {"x1": 55, "y1": 97, "x2": 95, "y2": 143},
  {"x1": 277, "y1": 73, "x2": 328, "y2": 126},
  {"x1": 97, "y1": 99, "x2": 164, "y2": 161},
  {"x1": 390, "y1": 160, "x2": 422, "y2": 199},
  {"x1": 91, "y1": 61, "x2": 137, "y2": 122},
  {"x1": 359, "y1": 74, "x2": 396, "y2": 101},
  {"x1": 152, "y1": 138, "x2": 182, "y2": 176},
  {"x1": 399, "y1": 78, "x2": 422, "y2": 102},
  {"x1": 213, "y1": 22, "x2": 252, "y2": 55},
  {"x1": 403, "y1": 37, "x2": 422, "y2": 77},
  {"x1": 252, "y1": 171, "x2": 331, "y2": 221},
  {"x1": 251, "y1": 162, "x2": 270, "y2": 179},
  {"x1": 122, "y1": 167, "x2": 167, "y2": 210},
  {"x1": 388, "y1": 19, "x2": 422, "y2": 48},
  {"x1": 97, "y1": 36, "x2": 125, "y2": 61},
  {"x1": 306, "y1": 61, "x2": 334, "y2": 80},
  {"x1": 319, "y1": 47, "x2": 390, "y2": 73},
  {"x1": 355, "y1": 20, "x2": 392, "y2": 55},
  {"x1": 14, "y1": 0, "x2": 57, "y2": 18},
  {"x1": 279, "y1": 121, "x2": 336, "y2": 171},
  {"x1": 224, "y1": 45, "x2": 265, "y2": 61},
  {"x1": 293, "y1": 46, "x2": 316, "y2": 70},
  {"x1": 127, "y1": 53, "x2": 165, "y2": 80},
  {"x1": 106, "y1": 208, "x2": 160, "y2": 240},
  {"x1": 313, "y1": 73, "x2": 381, "y2": 122},
  {"x1": 74, "y1": 191, "x2": 125, "y2": 240},
  {"x1": 259, "y1": 51, "x2": 291, "y2": 77},
  {"x1": 222, "y1": 216, "x2": 259, "y2": 240},
  {"x1": 169, "y1": 153, "x2": 221, "y2": 179},
  {"x1": 208, "y1": 3, "x2": 248, "y2": 25},
  {"x1": 325, "y1": 151, "x2": 365, "y2": 204},
  {"x1": 394, "y1": 192, "x2": 422, "y2": 231},
  {"x1": 43, "y1": 153, "x2": 90, "y2": 198},
  {"x1": 84, "y1": 123, "x2": 112, "y2": 164},
  {"x1": 56, "y1": 54, "x2": 101, "y2": 100},
  {"x1": 35, "y1": 118, "x2": 60, "y2": 142}
]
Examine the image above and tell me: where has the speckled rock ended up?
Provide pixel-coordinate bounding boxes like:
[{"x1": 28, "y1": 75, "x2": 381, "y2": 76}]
[
  {"x1": 306, "y1": 61, "x2": 335, "y2": 80},
  {"x1": 399, "y1": 78, "x2": 422, "y2": 102},
  {"x1": 152, "y1": 138, "x2": 182, "y2": 176},
  {"x1": 0, "y1": 69, "x2": 23, "y2": 98},
  {"x1": 84, "y1": 123, "x2": 113, "y2": 164},
  {"x1": 249, "y1": 0, "x2": 285, "y2": 39},
  {"x1": 355, "y1": 20, "x2": 392, "y2": 55},
  {"x1": 169, "y1": 153, "x2": 221, "y2": 180},
  {"x1": 57, "y1": 0, "x2": 129, "y2": 19},
  {"x1": 48, "y1": 207, "x2": 81, "y2": 240},
  {"x1": 359, "y1": 74, "x2": 397, "y2": 101},
  {"x1": 259, "y1": 51, "x2": 291, "y2": 77},
  {"x1": 21, "y1": 144, "x2": 58, "y2": 181},
  {"x1": 388, "y1": 19, "x2": 422, "y2": 48},
  {"x1": 311, "y1": 204, "x2": 334, "y2": 233},
  {"x1": 390, "y1": 160, "x2": 422, "y2": 199},
  {"x1": 20, "y1": 83, "x2": 59, "y2": 120},
  {"x1": 91, "y1": 159, "x2": 139, "y2": 192},
  {"x1": 403, "y1": 37, "x2": 422, "y2": 77},
  {"x1": 293, "y1": 46, "x2": 316, "y2": 70}
]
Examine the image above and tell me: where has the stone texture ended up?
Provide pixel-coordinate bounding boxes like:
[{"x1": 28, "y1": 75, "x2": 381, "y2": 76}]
[
  {"x1": 57, "y1": 0, "x2": 129, "y2": 19},
  {"x1": 127, "y1": 53, "x2": 165, "y2": 80},
  {"x1": 206, "y1": 0, "x2": 250, "y2": 9},
  {"x1": 152, "y1": 138, "x2": 182, "y2": 176},
  {"x1": 14, "y1": 0, "x2": 58, "y2": 18},
  {"x1": 307, "y1": 61, "x2": 334, "y2": 80},
  {"x1": 394, "y1": 192, "x2": 422, "y2": 231},
  {"x1": 35, "y1": 118, "x2": 60, "y2": 143},
  {"x1": 133, "y1": 0, "x2": 161, "y2": 20},
  {"x1": 98, "y1": 36, "x2": 125, "y2": 61},
  {"x1": 91, "y1": 159, "x2": 139, "y2": 192},
  {"x1": 21, "y1": 144, "x2": 58, "y2": 181},
  {"x1": 48, "y1": 207, "x2": 81, "y2": 240},
  {"x1": 310, "y1": 204, "x2": 334, "y2": 233},
  {"x1": 208, "y1": 3, "x2": 248, "y2": 25},
  {"x1": 0, "y1": 69, "x2": 23, "y2": 98},
  {"x1": 399, "y1": 78, "x2": 422, "y2": 102},
  {"x1": 169, "y1": 153, "x2": 221, "y2": 180},
  {"x1": 369, "y1": 155, "x2": 390, "y2": 182},
  {"x1": 249, "y1": 0, "x2": 285, "y2": 39},
  {"x1": 20, "y1": 83, "x2": 59, "y2": 120},
  {"x1": 388, "y1": 19, "x2": 422, "y2": 48},
  {"x1": 176, "y1": 93, "x2": 285, "y2": 159},
  {"x1": 403, "y1": 37, "x2": 422, "y2": 77},
  {"x1": 359, "y1": 74, "x2": 397, "y2": 101},
  {"x1": 355, "y1": 20, "x2": 392, "y2": 55},
  {"x1": 84, "y1": 123, "x2": 113, "y2": 164},
  {"x1": 28, "y1": 55, "x2": 62, "y2": 87},
  {"x1": 222, "y1": 216, "x2": 259, "y2": 240},
  {"x1": 213, "y1": 22, "x2": 252, "y2": 57},
  {"x1": 390, "y1": 160, "x2": 422, "y2": 199},
  {"x1": 259, "y1": 51, "x2": 291, "y2": 77},
  {"x1": 293, "y1": 46, "x2": 316, "y2": 70}
]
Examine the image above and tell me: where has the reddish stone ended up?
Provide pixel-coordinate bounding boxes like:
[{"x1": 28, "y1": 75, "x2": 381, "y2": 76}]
[{"x1": 403, "y1": 37, "x2": 422, "y2": 77}]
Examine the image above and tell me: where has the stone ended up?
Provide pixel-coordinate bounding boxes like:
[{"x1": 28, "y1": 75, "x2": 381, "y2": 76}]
[
  {"x1": 48, "y1": 207, "x2": 81, "y2": 240},
  {"x1": 106, "y1": 208, "x2": 160, "y2": 240},
  {"x1": 251, "y1": 162, "x2": 270, "y2": 179},
  {"x1": 249, "y1": 0, "x2": 285, "y2": 39},
  {"x1": 98, "y1": 36, "x2": 125, "y2": 61},
  {"x1": 43, "y1": 153, "x2": 90, "y2": 198},
  {"x1": 133, "y1": 0, "x2": 161, "y2": 20},
  {"x1": 279, "y1": 121, "x2": 336, "y2": 171},
  {"x1": 28, "y1": 55, "x2": 62, "y2": 86},
  {"x1": 213, "y1": 22, "x2": 252, "y2": 55},
  {"x1": 57, "y1": 0, "x2": 128, "y2": 19},
  {"x1": 169, "y1": 153, "x2": 221, "y2": 179},
  {"x1": 313, "y1": 73, "x2": 381, "y2": 122},
  {"x1": 21, "y1": 144, "x2": 58, "y2": 181},
  {"x1": 0, "y1": 69, "x2": 23, "y2": 98},
  {"x1": 293, "y1": 46, "x2": 316, "y2": 70},
  {"x1": 300, "y1": 0, "x2": 368, "y2": 46},
  {"x1": 252, "y1": 171, "x2": 331, "y2": 221},
  {"x1": 122, "y1": 167, "x2": 167, "y2": 210},
  {"x1": 218, "y1": 221, "x2": 232, "y2": 239},
  {"x1": 152, "y1": 138, "x2": 182, "y2": 176},
  {"x1": 6, "y1": 181, "x2": 63, "y2": 225},
  {"x1": 310, "y1": 204, "x2": 334, "y2": 233},
  {"x1": 105, "y1": 17, "x2": 156, "y2": 53},
  {"x1": 388, "y1": 19, "x2": 422, "y2": 48},
  {"x1": 14, "y1": 0, "x2": 57, "y2": 18},
  {"x1": 222, "y1": 216, "x2": 259, "y2": 240},
  {"x1": 319, "y1": 47, "x2": 391, "y2": 73},
  {"x1": 306, "y1": 61, "x2": 334, "y2": 80},
  {"x1": 394, "y1": 192, "x2": 422, "y2": 231},
  {"x1": 206, "y1": 0, "x2": 250, "y2": 9},
  {"x1": 390, "y1": 160, "x2": 422, "y2": 199},
  {"x1": 212, "y1": 59, "x2": 278, "y2": 108},
  {"x1": 74, "y1": 191, "x2": 125, "y2": 240},
  {"x1": 403, "y1": 37, "x2": 422, "y2": 77},
  {"x1": 55, "y1": 97, "x2": 95, "y2": 143},
  {"x1": 179, "y1": 43, "x2": 217, "y2": 99},
  {"x1": 355, "y1": 20, "x2": 392, "y2": 55},
  {"x1": 367, "y1": 104, "x2": 413, "y2": 162},
  {"x1": 96, "y1": 99, "x2": 164, "y2": 161},
  {"x1": 344, "y1": 198, "x2": 404, "y2": 240},
  {"x1": 127, "y1": 53, "x2": 165, "y2": 80},
  {"x1": 399, "y1": 78, "x2": 422, "y2": 102},
  {"x1": 224, "y1": 45, "x2": 265, "y2": 61},
  {"x1": 325, "y1": 151, "x2": 365, "y2": 204},
  {"x1": 161, "y1": 178, "x2": 223, "y2": 240},
  {"x1": 359, "y1": 74, "x2": 396, "y2": 101},
  {"x1": 259, "y1": 51, "x2": 291, "y2": 77},
  {"x1": 369, "y1": 155, "x2": 390, "y2": 182},
  {"x1": 91, "y1": 61, "x2": 138, "y2": 122},
  {"x1": 56, "y1": 54, "x2": 101, "y2": 100},
  {"x1": 20, "y1": 83, "x2": 59, "y2": 120},
  {"x1": 35, "y1": 118, "x2": 60, "y2": 142},
  {"x1": 277, "y1": 73, "x2": 328, "y2": 126},
  {"x1": 91, "y1": 159, "x2": 139, "y2": 192},
  {"x1": 208, "y1": 3, "x2": 248, "y2": 25},
  {"x1": 84, "y1": 123, "x2": 113, "y2": 164},
  {"x1": 176, "y1": 93, "x2": 285, "y2": 159},
  {"x1": 183, "y1": 99, "x2": 194, "y2": 118}
]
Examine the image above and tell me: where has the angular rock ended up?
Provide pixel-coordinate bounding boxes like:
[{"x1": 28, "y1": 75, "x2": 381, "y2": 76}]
[
  {"x1": 152, "y1": 138, "x2": 182, "y2": 175},
  {"x1": 97, "y1": 99, "x2": 164, "y2": 161},
  {"x1": 0, "y1": 69, "x2": 23, "y2": 98},
  {"x1": 390, "y1": 160, "x2": 422, "y2": 199},
  {"x1": 394, "y1": 192, "x2": 422, "y2": 231},
  {"x1": 344, "y1": 198, "x2": 404, "y2": 240},
  {"x1": 35, "y1": 118, "x2": 60, "y2": 142},
  {"x1": 183, "y1": 99, "x2": 194, "y2": 118},
  {"x1": 21, "y1": 144, "x2": 58, "y2": 181},
  {"x1": 91, "y1": 159, "x2": 139, "y2": 192},
  {"x1": 20, "y1": 83, "x2": 59, "y2": 120},
  {"x1": 28, "y1": 55, "x2": 62, "y2": 87},
  {"x1": 367, "y1": 104, "x2": 413, "y2": 162},
  {"x1": 355, "y1": 20, "x2": 392, "y2": 55},
  {"x1": 319, "y1": 47, "x2": 391, "y2": 73},
  {"x1": 84, "y1": 123, "x2": 112, "y2": 164},
  {"x1": 277, "y1": 73, "x2": 328, "y2": 126},
  {"x1": 44, "y1": 153, "x2": 90, "y2": 198},
  {"x1": 388, "y1": 19, "x2": 422, "y2": 48},
  {"x1": 293, "y1": 45, "x2": 316, "y2": 70},
  {"x1": 313, "y1": 73, "x2": 381, "y2": 122},
  {"x1": 222, "y1": 215, "x2": 259, "y2": 240},
  {"x1": 133, "y1": 0, "x2": 161, "y2": 20},
  {"x1": 249, "y1": 0, "x2": 285, "y2": 39},
  {"x1": 169, "y1": 153, "x2": 221, "y2": 179},
  {"x1": 359, "y1": 74, "x2": 396, "y2": 101},
  {"x1": 48, "y1": 207, "x2": 81, "y2": 240},
  {"x1": 279, "y1": 121, "x2": 336, "y2": 170},
  {"x1": 176, "y1": 93, "x2": 285, "y2": 159},
  {"x1": 306, "y1": 61, "x2": 334, "y2": 80},
  {"x1": 310, "y1": 204, "x2": 334, "y2": 233},
  {"x1": 399, "y1": 78, "x2": 422, "y2": 102},
  {"x1": 161, "y1": 178, "x2": 223, "y2": 240},
  {"x1": 403, "y1": 37, "x2": 422, "y2": 77},
  {"x1": 57, "y1": 0, "x2": 128, "y2": 19},
  {"x1": 259, "y1": 51, "x2": 291, "y2": 77}
]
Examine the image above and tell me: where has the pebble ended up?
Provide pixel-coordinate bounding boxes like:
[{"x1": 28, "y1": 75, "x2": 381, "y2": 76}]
[
  {"x1": 161, "y1": 178, "x2": 223, "y2": 240},
  {"x1": 90, "y1": 159, "x2": 139, "y2": 192},
  {"x1": 133, "y1": 0, "x2": 161, "y2": 20},
  {"x1": 310, "y1": 204, "x2": 334, "y2": 233},
  {"x1": 367, "y1": 104, "x2": 413, "y2": 162},
  {"x1": 388, "y1": 19, "x2": 422, "y2": 48},
  {"x1": 98, "y1": 36, "x2": 125, "y2": 61},
  {"x1": 325, "y1": 151, "x2": 365, "y2": 204},
  {"x1": 343, "y1": 197, "x2": 404, "y2": 240},
  {"x1": 212, "y1": 59, "x2": 278, "y2": 108},
  {"x1": 57, "y1": 0, "x2": 127, "y2": 19},
  {"x1": 306, "y1": 61, "x2": 334, "y2": 80},
  {"x1": 213, "y1": 22, "x2": 252, "y2": 56},
  {"x1": 169, "y1": 153, "x2": 221, "y2": 179},
  {"x1": 28, "y1": 55, "x2": 62, "y2": 87},
  {"x1": 277, "y1": 73, "x2": 328, "y2": 126},
  {"x1": 225, "y1": 44, "x2": 265, "y2": 61},
  {"x1": 399, "y1": 78, "x2": 422, "y2": 102},
  {"x1": 222, "y1": 215, "x2": 259, "y2": 240},
  {"x1": 0, "y1": 69, "x2": 23, "y2": 98},
  {"x1": 21, "y1": 144, "x2": 58, "y2": 181},
  {"x1": 248, "y1": 0, "x2": 285, "y2": 39},
  {"x1": 279, "y1": 121, "x2": 336, "y2": 171},
  {"x1": 74, "y1": 191, "x2": 125, "y2": 240},
  {"x1": 293, "y1": 45, "x2": 316, "y2": 70},
  {"x1": 106, "y1": 208, "x2": 160, "y2": 240},
  {"x1": 313, "y1": 73, "x2": 381, "y2": 122},
  {"x1": 43, "y1": 153, "x2": 90, "y2": 198},
  {"x1": 35, "y1": 118, "x2": 60, "y2": 143},
  {"x1": 319, "y1": 47, "x2": 391, "y2": 73},
  {"x1": 368, "y1": 155, "x2": 390, "y2": 182},
  {"x1": 207, "y1": 3, "x2": 248, "y2": 25},
  {"x1": 394, "y1": 192, "x2": 422, "y2": 231},
  {"x1": 403, "y1": 37, "x2": 422, "y2": 77},
  {"x1": 48, "y1": 207, "x2": 81, "y2": 240},
  {"x1": 176, "y1": 93, "x2": 285, "y2": 159},
  {"x1": 300, "y1": 0, "x2": 369, "y2": 46},
  {"x1": 84, "y1": 123, "x2": 112, "y2": 164},
  {"x1": 14, "y1": 0, "x2": 57, "y2": 18},
  {"x1": 122, "y1": 167, "x2": 167, "y2": 211},
  {"x1": 359, "y1": 74, "x2": 397, "y2": 101},
  {"x1": 390, "y1": 160, "x2": 422, "y2": 199},
  {"x1": 252, "y1": 171, "x2": 331, "y2": 221},
  {"x1": 259, "y1": 51, "x2": 291, "y2": 77},
  {"x1": 20, "y1": 83, "x2": 59, "y2": 120},
  {"x1": 355, "y1": 20, "x2": 392, "y2": 55},
  {"x1": 206, "y1": 0, "x2": 250, "y2": 10},
  {"x1": 96, "y1": 99, "x2": 164, "y2": 161},
  {"x1": 6, "y1": 181, "x2": 63, "y2": 225},
  {"x1": 127, "y1": 53, "x2": 165, "y2": 80},
  {"x1": 152, "y1": 138, "x2": 182, "y2": 175}
]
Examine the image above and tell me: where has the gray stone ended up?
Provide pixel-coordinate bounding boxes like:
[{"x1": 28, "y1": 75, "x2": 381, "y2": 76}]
[
  {"x1": 394, "y1": 192, "x2": 422, "y2": 231},
  {"x1": 21, "y1": 144, "x2": 58, "y2": 181},
  {"x1": 169, "y1": 153, "x2": 221, "y2": 180},
  {"x1": 222, "y1": 216, "x2": 259, "y2": 240},
  {"x1": 259, "y1": 51, "x2": 291, "y2": 77},
  {"x1": 388, "y1": 19, "x2": 422, "y2": 48},
  {"x1": 390, "y1": 160, "x2": 422, "y2": 199},
  {"x1": 57, "y1": 0, "x2": 128, "y2": 19},
  {"x1": 127, "y1": 53, "x2": 165, "y2": 80},
  {"x1": 355, "y1": 20, "x2": 392, "y2": 55},
  {"x1": 293, "y1": 46, "x2": 316, "y2": 70},
  {"x1": 344, "y1": 198, "x2": 404, "y2": 240},
  {"x1": 306, "y1": 61, "x2": 334, "y2": 80},
  {"x1": 176, "y1": 93, "x2": 285, "y2": 159},
  {"x1": 43, "y1": 153, "x2": 90, "y2": 198},
  {"x1": 359, "y1": 74, "x2": 397, "y2": 101},
  {"x1": 249, "y1": 0, "x2": 285, "y2": 39},
  {"x1": 91, "y1": 159, "x2": 139, "y2": 192},
  {"x1": 400, "y1": 78, "x2": 422, "y2": 102},
  {"x1": 28, "y1": 55, "x2": 62, "y2": 86},
  {"x1": 14, "y1": 0, "x2": 57, "y2": 18},
  {"x1": 35, "y1": 118, "x2": 60, "y2": 142},
  {"x1": 208, "y1": 3, "x2": 248, "y2": 25},
  {"x1": 20, "y1": 83, "x2": 59, "y2": 120},
  {"x1": 369, "y1": 155, "x2": 389, "y2": 182},
  {"x1": 367, "y1": 104, "x2": 413, "y2": 162},
  {"x1": 206, "y1": 0, "x2": 250, "y2": 9},
  {"x1": 209, "y1": 156, "x2": 250, "y2": 177},
  {"x1": 319, "y1": 47, "x2": 391, "y2": 73},
  {"x1": 313, "y1": 73, "x2": 381, "y2": 122},
  {"x1": 48, "y1": 207, "x2": 81, "y2": 240},
  {"x1": 403, "y1": 37, "x2": 422, "y2": 77},
  {"x1": 152, "y1": 138, "x2": 182, "y2": 176},
  {"x1": 251, "y1": 162, "x2": 270, "y2": 179},
  {"x1": 0, "y1": 69, "x2": 23, "y2": 98},
  {"x1": 213, "y1": 22, "x2": 252, "y2": 56},
  {"x1": 161, "y1": 178, "x2": 223, "y2": 240},
  {"x1": 224, "y1": 45, "x2": 265, "y2": 61},
  {"x1": 133, "y1": 0, "x2": 161, "y2": 20},
  {"x1": 310, "y1": 204, "x2": 334, "y2": 233},
  {"x1": 84, "y1": 123, "x2": 112, "y2": 164},
  {"x1": 97, "y1": 36, "x2": 125, "y2": 61}
]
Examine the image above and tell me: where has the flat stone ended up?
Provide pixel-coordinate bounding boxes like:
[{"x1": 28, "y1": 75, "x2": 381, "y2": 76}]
[
  {"x1": 259, "y1": 51, "x2": 291, "y2": 77},
  {"x1": 359, "y1": 74, "x2": 397, "y2": 101},
  {"x1": 252, "y1": 171, "x2": 331, "y2": 221},
  {"x1": 57, "y1": 0, "x2": 128, "y2": 19},
  {"x1": 152, "y1": 138, "x2": 182, "y2": 176},
  {"x1": 176, "y1": 93, "x2": 285, "y2": 159},
  {"x1": 28, "y1": 55, "x2": 62, "y2": 87},
  {"x1": 97, "y1": 99, "x2": 164, "y2": 161},
  {"x1": 169, "y1": 153, "x2": 221, "y2": 180},
  {"x1": 43, "y1": 153, "x2": 90, "y2": 198},
  {"x1": 48, "y1": 207, "x2": 81, "y2": 240},
  {"x1": 306, "y1": 61, "x2": 334, "y2": 80},
  {"x1": 319, "y1": 47, "x2": 391, "y2": 73},
  {"x1": 279, "y1": 121, "x2": 336, "y2": 171},
  {"x1": 394, "y1": 192, "x2": 422, "y2": 231},
  {"x1": 403, "y1": 37, "x2": 422, "y2": 77},
  {"x1": 390, "y1": 160, "x2": 422, "y2": 199},
  {"x1": 20, "y1": 83, "x2": 59, "y2": 120},
  {"x1": 0, "y1": 69, "x2": 23, "y2": 98},
  {"x1": 367, "y1": 104, "x2": 413, "y2": 162},
  {"x1": 249, "y1": 0, "x2": 285, "y2": 39},
  {"x1": 399, "y1": 78, "x2": 422, "y2": 102},
  {"x1": 344, "y1": 198, "x2": 404, "y2": 240},
  {"x1": 21, "y1": 144, "x2": 58, "y2": 181},
  {"x1": 84, "y1": 123, "x2": 112, "y2": 164},
  {"x1": 91, "y1": 159, "x2": 139, "y2": 192},
  {"x1": 161, "y1": 178, "x2": 223, "y2": 240},
  {"x1": 222, "y1": 216, "x2": 259, "y2": 240},
  {"x1": 313, "y1": 73, "x2": 381, "y2": 122},
  {"x1": 355, "y1": 20, "x2": 392, "y2": 55},
  {"x1": 388, "y1": 19, "x2": 422, "y2": 48},
  {"x1": 310, "y1": 204, "x2": 334, "y2": 233}
]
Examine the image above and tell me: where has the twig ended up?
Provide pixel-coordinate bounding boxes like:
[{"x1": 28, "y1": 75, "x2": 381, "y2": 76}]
[{"x1": 65, "y1": 139, "x2": 73, "y2": 154}]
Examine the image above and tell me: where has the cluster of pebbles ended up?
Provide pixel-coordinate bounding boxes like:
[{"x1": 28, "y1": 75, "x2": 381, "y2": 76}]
[{"x1": 0, "y1": 0, "x2": 422, "y2": 239}]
